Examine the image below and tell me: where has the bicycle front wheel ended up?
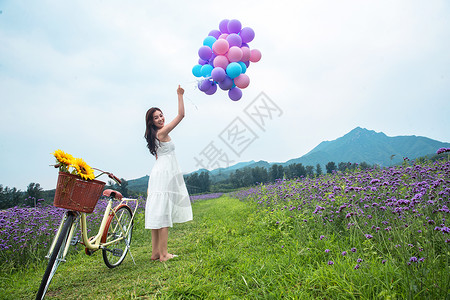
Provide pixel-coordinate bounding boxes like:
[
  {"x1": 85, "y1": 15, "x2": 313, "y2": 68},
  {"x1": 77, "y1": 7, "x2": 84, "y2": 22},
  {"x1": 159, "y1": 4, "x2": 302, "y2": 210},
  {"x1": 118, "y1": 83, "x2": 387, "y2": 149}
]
[
  {"x1": 36, "y1": 211, "x2": 76, "y2": 300},
  {"x1": 102, "y1": 205, "x2": 133, "y2": 268}
]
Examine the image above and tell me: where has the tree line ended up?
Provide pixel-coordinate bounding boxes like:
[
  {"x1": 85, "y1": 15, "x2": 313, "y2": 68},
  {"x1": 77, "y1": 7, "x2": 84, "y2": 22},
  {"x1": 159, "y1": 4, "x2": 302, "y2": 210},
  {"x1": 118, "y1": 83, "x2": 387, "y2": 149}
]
[
  {"x1": 3, "y1": 153, "x2": 444, "y2": 209},
  {"x1": 0, "y1": 179, "x2": 131, "y2": 210},
  {"x1": 183, "y1": 161, "x2": 376, "y2": 193},
  {"x1": 0, "y1": 183, "x2": 51, "y2": 209}
]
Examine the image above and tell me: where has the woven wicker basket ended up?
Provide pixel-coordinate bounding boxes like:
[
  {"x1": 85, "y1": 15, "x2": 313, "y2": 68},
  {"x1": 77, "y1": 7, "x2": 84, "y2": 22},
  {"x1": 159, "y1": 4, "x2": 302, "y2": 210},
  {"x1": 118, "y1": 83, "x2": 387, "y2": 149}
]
[{"x1": 53, "y1": 171, "x2": 105, "y2": 213}]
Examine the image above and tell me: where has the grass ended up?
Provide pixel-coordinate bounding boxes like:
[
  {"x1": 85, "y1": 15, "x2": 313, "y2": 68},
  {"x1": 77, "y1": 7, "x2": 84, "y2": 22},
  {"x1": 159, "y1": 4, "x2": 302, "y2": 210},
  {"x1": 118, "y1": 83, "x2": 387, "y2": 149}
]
[{"x1": 1, "y1": 193, "x2": 446, "y2": 299}]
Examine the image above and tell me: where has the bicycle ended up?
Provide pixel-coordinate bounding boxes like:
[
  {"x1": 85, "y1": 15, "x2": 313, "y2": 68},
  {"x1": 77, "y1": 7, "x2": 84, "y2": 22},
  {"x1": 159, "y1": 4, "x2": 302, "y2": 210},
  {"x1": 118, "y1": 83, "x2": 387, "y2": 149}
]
[{"x1": 36, "y1": 170, "x2": 138, "y2": 299}]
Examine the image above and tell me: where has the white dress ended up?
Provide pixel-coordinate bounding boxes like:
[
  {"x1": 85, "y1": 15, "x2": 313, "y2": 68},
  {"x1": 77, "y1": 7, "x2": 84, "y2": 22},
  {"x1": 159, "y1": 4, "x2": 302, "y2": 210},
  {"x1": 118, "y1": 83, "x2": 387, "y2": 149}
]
[{"x1": 145, "y1": 140, "x2": 193, "y2": 229}]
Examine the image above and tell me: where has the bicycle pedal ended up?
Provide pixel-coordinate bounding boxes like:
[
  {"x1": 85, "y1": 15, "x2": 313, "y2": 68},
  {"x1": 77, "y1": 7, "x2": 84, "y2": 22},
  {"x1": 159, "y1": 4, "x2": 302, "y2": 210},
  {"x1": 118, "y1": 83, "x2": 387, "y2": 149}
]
[
  {"x1": 85, "y1": 248, "x2": 96, "y2": 256},
  {"x1": 112, "y1": 249, "x2": 124, "y2": 257}
]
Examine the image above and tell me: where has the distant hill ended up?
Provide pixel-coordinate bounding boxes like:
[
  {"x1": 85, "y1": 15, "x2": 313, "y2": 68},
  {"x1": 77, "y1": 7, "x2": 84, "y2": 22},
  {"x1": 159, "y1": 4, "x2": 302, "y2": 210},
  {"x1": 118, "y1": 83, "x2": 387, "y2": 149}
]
[
  {"x1": 283, "y1": 127, "x2": 450, "y2": 168},
  {"x1": 127, "y1": 175, "x2": 148, "y2": 194},
  {"x1": 127, "y1": 127, "x2": 450, "y2": 188}
]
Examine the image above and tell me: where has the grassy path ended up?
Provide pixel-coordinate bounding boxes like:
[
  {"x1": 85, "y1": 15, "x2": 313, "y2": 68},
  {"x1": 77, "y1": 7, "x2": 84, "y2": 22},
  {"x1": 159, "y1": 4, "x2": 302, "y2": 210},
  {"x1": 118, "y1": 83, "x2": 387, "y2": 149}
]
[{"x1": 3, "y1": 196, "x2": 305, "y2": 299}]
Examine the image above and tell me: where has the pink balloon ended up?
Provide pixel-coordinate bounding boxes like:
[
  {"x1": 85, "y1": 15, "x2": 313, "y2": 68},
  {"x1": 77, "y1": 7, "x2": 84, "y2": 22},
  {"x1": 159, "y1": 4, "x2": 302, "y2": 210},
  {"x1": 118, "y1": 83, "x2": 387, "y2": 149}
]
[
  {"x1": 212, "y1": 39, "x2": 229, "y2": 55},
  {"x1": 241, "y1": 47, "x2": 251, "y2": 62},
  {"x1": 213, "y1": 55, "x2": 229, "y2": 69},
  {"x1": 234, "y1": 74, "x2": 250, "y2": 89},
  {"x1": 218, "y1": 33, "x2": 229, "y2": 40},
  {"x1": 227, "y1": 46, "x2": 243, "y2": 62},
  {"x1": 249, "y1": 49, "x2": 262, "y2": 63}
]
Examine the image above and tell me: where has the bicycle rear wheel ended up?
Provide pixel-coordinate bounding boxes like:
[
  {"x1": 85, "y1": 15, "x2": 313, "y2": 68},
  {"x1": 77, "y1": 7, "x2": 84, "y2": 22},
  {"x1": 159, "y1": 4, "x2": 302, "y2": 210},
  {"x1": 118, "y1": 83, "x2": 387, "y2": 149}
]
[
  {"x1": 102, "y1": 205, "x2": 133, "y2": 268},
  {"x1": 36, "y1": 211, "x2": 76, "y2": 300}
]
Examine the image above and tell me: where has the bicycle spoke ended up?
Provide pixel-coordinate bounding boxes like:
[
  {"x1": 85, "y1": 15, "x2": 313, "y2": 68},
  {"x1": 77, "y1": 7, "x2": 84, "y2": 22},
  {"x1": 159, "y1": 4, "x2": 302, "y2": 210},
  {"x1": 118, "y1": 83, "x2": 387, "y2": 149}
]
[{"x1": 102, "y1": 205, "x2": 133, "y2": 268}]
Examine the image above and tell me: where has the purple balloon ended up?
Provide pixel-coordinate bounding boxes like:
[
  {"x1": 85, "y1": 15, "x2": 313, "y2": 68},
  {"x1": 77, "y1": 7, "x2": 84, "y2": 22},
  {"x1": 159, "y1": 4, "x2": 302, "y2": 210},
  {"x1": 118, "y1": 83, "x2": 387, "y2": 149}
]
[
  {"x1": 228, "y1": 87, "x2": 243, "y2": 101},
  {"x1": 198, "y1": 58, "x2": 207, "y2": 65},
  {"x1": 226, "y1": 33, "x2": 242, "y2": 48},
  {"x1": 227, "y1": 19, "x2": 242, "y2": 34},
  {"x1": 211, "y1": 67, "x2": 226, "y2": 82},
  {"x1": 240, "y1": 27, "x2": 255, "y2": 43},
  {"x1": 198, "y1": 46, "x2": 212, "y2": 60},
  {"x1": 218, "y1": 76, "x2": 233, "y2": 90},
  {"x1": 199, "y1": 79, "x2": 213, "y2": 92},
  {"x1": 205, "y1": 82, "x2": 217, "y2": 95},
  {"x1": 219, "y1": 19, "x2": 229, "y2": 33},
  {"x1": 208, "y1": 29, "x2": 221, "y2": 39}
]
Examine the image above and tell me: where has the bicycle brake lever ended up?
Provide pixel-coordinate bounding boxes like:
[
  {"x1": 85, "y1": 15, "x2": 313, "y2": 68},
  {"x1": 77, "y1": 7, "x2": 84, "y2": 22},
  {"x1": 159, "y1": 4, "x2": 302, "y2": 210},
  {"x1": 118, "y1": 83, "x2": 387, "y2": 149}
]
[{"x1": 108, "y1": 173, "x2": 122, "y2": 185}]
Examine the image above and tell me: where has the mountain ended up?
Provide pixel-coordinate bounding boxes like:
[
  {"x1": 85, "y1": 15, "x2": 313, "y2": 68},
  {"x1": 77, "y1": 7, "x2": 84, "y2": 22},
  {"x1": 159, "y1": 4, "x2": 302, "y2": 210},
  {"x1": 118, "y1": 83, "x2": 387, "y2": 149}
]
[{"x1": 284, "y1": 127, "x2": 450, "y2": 168}]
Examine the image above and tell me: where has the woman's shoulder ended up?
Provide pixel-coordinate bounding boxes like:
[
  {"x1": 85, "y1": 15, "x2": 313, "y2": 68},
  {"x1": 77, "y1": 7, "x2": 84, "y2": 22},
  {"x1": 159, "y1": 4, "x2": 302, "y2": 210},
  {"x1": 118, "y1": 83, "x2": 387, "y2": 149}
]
[{"x1": 157, "y1": 131, "x2": 172, "y2": 143}]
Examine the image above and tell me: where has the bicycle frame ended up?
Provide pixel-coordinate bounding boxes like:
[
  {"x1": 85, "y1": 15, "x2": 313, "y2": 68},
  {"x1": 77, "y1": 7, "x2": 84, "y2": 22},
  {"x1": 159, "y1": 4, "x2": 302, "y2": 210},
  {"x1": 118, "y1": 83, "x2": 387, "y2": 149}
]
[
  {"x1": 46, "y1": 197, "x2": 138, "y2": 261},
  {"x1": 81, "y1": 197, "x2": 138, "y2": 250}
]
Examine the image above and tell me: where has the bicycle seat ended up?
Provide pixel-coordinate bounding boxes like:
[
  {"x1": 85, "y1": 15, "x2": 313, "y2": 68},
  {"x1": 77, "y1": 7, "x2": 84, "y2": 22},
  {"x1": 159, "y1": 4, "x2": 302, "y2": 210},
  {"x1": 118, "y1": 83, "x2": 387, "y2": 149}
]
[{"x1": 103, "y1": 189, "x2": 123, "y2": 200}]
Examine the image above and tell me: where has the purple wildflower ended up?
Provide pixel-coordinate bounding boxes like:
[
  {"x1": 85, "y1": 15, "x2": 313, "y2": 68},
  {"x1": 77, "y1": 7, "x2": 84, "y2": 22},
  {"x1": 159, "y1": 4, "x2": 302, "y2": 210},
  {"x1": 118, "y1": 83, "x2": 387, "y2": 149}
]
[{"x1": 436, "y1": 147, "x2": 450, "y2": 154}]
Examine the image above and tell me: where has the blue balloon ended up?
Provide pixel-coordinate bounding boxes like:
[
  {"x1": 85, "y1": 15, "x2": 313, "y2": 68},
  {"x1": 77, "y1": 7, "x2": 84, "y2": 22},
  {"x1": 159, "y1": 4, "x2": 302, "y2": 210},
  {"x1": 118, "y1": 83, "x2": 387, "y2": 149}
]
[
  {"x1": 226, "y1": 62, "x2": 242, "y2": 79},
  {"x1": 192, "y1": 64, "x2": 203, "y2": 77},
  {"x1": 203, "y1": 36, "x2": 217, "y2": 48},
  {"x1": 238, "y1": 61, "x2": 247, "y2": 74},
  {"x1": 201, "y1": 64, "x2": 214, "y2": 77}
]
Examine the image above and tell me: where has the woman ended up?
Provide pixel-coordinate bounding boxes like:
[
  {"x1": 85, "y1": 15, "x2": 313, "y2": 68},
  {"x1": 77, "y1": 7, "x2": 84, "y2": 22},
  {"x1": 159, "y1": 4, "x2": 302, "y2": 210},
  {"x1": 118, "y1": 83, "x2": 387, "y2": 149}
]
[{"x1": 144, "y1": 85, "x2": 193, "y2": 262}]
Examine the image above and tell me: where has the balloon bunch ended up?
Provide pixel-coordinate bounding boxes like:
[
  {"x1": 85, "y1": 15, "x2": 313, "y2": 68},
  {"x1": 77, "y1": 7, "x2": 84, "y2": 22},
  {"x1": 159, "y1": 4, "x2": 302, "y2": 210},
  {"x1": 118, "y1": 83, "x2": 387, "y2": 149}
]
[{"x1": 192, "y1": 19, "x2": 262, "y2": 101}]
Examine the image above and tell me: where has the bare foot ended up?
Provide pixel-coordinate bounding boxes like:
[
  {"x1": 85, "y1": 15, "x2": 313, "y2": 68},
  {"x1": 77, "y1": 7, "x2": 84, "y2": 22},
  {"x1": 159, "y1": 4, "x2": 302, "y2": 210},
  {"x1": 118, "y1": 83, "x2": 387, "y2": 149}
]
[
  {"x1": 159, "y1": 254, "x2": 178, "y2": 262},
  {"x1": 151, "y1": 255, "x2": 160, "y2": 261}
]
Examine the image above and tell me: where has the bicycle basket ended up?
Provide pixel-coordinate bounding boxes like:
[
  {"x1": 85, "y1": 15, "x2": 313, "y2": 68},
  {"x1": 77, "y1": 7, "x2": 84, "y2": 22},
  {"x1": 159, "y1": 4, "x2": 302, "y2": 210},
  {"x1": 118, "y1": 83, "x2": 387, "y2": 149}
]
[{"x1": 54, "y1": 172, "x2": 106, "y2": 213}]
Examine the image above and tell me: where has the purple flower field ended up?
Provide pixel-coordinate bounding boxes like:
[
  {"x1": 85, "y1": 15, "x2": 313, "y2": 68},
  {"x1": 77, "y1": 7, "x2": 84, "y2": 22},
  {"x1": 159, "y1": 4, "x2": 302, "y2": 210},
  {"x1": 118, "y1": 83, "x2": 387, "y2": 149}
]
[
  {"x1": 236, "y1": 160, "x2": 450, "y2": 295},
  {"x1": 0, "y1": 196, "x2": 146, "y2": 269},
  {"x1": 0, "y1": 192, "x2": 224, "y2": 269},
  {"x1": 190, "y1": 193, "x2": 224, "y2": 202}
]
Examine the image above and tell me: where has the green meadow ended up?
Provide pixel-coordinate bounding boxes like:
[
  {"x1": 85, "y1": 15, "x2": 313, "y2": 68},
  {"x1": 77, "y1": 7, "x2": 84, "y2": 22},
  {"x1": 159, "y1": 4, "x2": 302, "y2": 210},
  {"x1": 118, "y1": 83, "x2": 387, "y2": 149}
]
[{"x1": 2, "y1": 161, "x2": 450, "y2": 299}]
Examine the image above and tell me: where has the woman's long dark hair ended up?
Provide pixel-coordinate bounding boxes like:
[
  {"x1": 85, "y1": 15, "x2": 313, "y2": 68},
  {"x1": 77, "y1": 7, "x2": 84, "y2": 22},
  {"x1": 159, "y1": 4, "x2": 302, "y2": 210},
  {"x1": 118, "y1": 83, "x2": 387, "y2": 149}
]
[{"x1": 145, "y1": 107, "x2": 162, "y2": 156}]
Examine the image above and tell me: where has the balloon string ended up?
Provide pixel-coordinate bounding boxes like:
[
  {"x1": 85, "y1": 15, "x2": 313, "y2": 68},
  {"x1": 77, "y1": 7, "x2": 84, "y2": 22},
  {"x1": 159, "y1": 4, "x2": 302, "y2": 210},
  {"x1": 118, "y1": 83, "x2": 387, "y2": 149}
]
[
  {"x1": 181, "y1": 80, "x2": 200, "y2": 110},
  {"x1": 184, "y1": 95, "x2": 198, "y2": 110}
]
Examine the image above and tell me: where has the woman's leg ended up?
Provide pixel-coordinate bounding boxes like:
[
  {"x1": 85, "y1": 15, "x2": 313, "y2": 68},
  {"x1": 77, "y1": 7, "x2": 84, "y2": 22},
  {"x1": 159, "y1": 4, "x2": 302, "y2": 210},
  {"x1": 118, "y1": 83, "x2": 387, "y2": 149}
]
[
  {"x1": 151, "y1": 229, "x2": 160, "y2": 260},
  {"x1": 158, "y1": 227, "x2": 175, "y2": 261}
]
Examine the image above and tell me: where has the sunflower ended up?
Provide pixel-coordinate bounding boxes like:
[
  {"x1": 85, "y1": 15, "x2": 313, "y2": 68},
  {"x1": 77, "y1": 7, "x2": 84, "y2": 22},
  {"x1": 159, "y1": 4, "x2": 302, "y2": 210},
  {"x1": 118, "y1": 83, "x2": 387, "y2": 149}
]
[
  {"x1": 53, "y1": 149, "x2": 75, "y2": 172},
  {"x1": 71, "y1": 157, "x2": 95, "y2": 180}
]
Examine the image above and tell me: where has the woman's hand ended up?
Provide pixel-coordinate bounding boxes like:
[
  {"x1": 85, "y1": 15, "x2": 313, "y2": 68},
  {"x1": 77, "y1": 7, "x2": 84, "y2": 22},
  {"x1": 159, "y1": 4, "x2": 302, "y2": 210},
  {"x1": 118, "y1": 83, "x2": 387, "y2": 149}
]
[{"x1": 177, "y1": 85, "x2": 184, "y2": 95}]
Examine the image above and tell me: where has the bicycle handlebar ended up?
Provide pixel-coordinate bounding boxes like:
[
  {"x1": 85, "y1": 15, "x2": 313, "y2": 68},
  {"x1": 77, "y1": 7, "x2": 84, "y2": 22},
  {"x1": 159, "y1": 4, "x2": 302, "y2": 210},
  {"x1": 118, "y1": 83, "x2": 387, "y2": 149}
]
[{"x1": 92, "y1": 168, "x2": 122, "y2": 185}]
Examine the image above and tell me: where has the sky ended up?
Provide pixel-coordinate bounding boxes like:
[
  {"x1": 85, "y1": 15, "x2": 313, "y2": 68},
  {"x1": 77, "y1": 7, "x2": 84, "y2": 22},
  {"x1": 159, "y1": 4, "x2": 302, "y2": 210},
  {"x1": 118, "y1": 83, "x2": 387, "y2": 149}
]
[{"x1": 1, "y1": 0, "x2": 449, "y2": 191}]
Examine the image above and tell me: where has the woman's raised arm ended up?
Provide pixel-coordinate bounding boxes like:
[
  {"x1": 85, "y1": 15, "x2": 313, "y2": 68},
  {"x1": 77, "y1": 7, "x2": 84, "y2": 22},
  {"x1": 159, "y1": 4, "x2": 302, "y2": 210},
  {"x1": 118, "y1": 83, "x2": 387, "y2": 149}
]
[{"x1": 157, "y1": 85, "x2": 185, "y2": 141}]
